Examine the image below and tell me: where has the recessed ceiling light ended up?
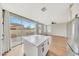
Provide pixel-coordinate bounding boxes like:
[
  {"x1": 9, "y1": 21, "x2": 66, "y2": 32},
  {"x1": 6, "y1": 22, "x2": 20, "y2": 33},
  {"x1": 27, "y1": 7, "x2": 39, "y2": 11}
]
[{"x1": 41, "y1": 7, "x2": 47, "y2": 12}]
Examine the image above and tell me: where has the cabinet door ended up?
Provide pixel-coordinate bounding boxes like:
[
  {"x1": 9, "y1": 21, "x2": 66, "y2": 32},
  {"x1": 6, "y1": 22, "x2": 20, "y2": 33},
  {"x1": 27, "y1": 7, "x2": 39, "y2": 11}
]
[
  {"x1": 43, "y1": 40, "x2": 49, "y2": 55},
  {"x1": 38, "y1": 40, "x2": 49, "y2": 56},
  {"x1": 38, "y1": 43, "x2": 44, "y2": 56}
]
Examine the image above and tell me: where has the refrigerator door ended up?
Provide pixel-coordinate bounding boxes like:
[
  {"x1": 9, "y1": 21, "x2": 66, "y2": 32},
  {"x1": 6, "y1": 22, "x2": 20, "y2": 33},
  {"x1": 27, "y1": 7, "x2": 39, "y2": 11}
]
[
  {"x1": 74, "y1": 17, "x2": 79, "y2": 47},
  {"x1": 67, "y1": 17, "x2": 79, "y2": 56},
  {"x1": 70, "y1": 17, "x2": 79, "y2": 55}
]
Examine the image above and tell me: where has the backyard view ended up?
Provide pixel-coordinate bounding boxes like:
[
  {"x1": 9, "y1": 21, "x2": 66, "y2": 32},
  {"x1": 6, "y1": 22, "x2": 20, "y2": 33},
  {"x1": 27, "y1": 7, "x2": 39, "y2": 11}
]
[{"x1": 10, "y1": 17, "x2": 36, "y2": 47}]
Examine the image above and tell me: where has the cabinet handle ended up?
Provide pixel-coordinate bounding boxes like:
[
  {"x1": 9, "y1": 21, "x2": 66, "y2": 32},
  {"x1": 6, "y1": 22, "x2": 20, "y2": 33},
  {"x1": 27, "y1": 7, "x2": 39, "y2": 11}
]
[{"x1": 42, "y1": 47, "x2": 44, "y2": 53}]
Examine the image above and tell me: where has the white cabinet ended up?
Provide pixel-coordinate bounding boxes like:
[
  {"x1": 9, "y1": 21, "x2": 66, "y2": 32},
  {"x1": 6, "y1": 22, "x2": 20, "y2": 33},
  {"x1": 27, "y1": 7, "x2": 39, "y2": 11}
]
[
  {"x1": 23, "y1": 35, "x2": 49, "y2": 56},
  {"x1": 38, "y1": 40, "x2": 49, "y2": 56}
]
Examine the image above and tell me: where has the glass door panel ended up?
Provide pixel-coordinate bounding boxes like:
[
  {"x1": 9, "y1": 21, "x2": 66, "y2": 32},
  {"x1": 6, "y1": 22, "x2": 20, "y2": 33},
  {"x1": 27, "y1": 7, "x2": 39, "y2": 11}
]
[
  {"x1": 43, "y1": 25, "x2": 47, "y2": 35},
  {"x1": 9, "y1": 17, "x2": 22, "y2": 48},
  {"x1": 9, "y1": 15, "x2": 37, "y2": 48},
  {"x1": 3, "y1": 11, "x2": 37, "y2": 56},
  {"x1": 21, "y1": 19, "x2": 36, "y2": 36},
  {"x1": 47, "y1": 25, "x2": 51, "y2": 35},
  {"x1": 38, "y1": 24, "x2": 42, "y2": 34}
]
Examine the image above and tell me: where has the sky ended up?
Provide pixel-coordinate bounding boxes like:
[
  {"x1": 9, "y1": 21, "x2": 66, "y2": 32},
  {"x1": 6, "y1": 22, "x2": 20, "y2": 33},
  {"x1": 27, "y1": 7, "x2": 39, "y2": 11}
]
[{"x1": 10, "y1": 17, "x2": 36, "y2": 28}]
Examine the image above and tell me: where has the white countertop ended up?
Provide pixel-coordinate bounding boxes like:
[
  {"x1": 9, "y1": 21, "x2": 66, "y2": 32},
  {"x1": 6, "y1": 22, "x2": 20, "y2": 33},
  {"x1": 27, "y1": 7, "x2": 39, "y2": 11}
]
[{"x1": 22, "y1": 35, "x2": 49, "y2": 46}]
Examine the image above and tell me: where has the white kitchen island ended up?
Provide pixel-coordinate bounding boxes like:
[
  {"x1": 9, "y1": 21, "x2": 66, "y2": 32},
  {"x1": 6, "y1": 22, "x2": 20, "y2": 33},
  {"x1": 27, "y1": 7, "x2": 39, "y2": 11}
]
[{"x1": 22, "y1": 35, "x2": 49, "y2": 56}]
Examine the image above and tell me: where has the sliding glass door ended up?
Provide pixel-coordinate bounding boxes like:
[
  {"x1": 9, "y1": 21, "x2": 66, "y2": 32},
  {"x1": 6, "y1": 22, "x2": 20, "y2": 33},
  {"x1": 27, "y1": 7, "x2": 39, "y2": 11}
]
[
  {"x1": 9, "y1": 16, "x2": 22, "y2": 48},
  {"x1": 21, "y1": 19, "x2": 37, "y2": 37},
  {"x1": 2, "y1": 10, "x2": 48, "y2": 56},
  {"x1": 9, "y1": 13, "x2": 37, "y2": 48}
]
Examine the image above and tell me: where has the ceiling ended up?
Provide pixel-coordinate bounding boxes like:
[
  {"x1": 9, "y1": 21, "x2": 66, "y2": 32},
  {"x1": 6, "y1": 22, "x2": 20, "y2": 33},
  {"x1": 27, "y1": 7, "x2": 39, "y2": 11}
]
[{"x1": 1, "y1": 3, "x2": 71, "y2": 25}]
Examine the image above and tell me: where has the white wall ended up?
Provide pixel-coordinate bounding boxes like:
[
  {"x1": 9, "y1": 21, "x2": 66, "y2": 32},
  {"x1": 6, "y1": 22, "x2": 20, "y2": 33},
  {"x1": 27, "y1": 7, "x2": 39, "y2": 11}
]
[
  {"x1": 51, "y1": 23, "x2": 67, "y2": 37},
  {"x1": 67, "y1": 21, "x2": 73, "y2": 44},
  {"x1": 51, "y1": 3, "x2": 79, "y2": 38}
]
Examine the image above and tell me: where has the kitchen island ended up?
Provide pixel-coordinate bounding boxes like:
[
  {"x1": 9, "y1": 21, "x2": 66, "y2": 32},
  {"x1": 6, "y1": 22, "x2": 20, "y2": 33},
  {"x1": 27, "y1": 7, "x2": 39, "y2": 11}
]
[{"x1": 22, "y1": 35, "x2": 49, "y2": 56}]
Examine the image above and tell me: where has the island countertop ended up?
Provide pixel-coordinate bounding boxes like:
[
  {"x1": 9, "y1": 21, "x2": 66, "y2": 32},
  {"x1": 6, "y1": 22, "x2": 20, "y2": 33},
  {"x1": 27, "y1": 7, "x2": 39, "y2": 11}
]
[{"x1": 22, "y1": 35, "x2": 49, "y2": 46}]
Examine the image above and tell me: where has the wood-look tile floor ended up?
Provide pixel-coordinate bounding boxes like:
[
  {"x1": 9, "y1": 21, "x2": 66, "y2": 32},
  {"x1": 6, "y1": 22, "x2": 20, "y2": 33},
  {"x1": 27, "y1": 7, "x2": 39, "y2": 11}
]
[
  {"x1": 5, "y1": 35, "x2": 68, "y2": 56},
  {"x1": 5, "y1": 44, "x2": 24, "y2": 56},
  {"x1": 47, "y1": 35, "x2": 68, "y2": 56}
]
